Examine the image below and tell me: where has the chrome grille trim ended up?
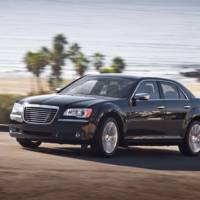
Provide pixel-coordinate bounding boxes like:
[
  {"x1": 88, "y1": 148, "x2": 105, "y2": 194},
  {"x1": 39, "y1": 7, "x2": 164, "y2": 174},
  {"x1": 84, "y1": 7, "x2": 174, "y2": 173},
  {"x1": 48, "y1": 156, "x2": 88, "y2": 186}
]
[{"x1": 23, "y1": 104, "x2": 59, "y2": 125}]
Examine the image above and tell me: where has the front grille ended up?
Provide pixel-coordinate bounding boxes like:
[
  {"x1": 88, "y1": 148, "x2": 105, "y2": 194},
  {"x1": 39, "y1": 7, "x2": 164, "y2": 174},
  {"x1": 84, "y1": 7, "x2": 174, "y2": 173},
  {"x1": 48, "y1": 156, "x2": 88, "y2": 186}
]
[{"x1": 24, "y1": 105, "x2": 58, "y2": 124}]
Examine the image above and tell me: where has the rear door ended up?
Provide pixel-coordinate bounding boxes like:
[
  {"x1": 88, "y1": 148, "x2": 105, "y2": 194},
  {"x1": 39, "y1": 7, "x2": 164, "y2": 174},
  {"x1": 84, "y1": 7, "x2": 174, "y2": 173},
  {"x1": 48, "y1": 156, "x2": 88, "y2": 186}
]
[{"x1": 158, "y1": 81, "x2": 191, "y2": 138}]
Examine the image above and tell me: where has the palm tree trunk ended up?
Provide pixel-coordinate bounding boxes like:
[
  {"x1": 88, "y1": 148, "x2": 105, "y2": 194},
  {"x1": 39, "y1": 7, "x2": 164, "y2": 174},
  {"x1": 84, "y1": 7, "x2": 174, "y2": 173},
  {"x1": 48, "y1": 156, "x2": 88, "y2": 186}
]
[
  {"x1": 39, "y1": 77, "x2": 43, "y2": 92},
  {"x1": 36, "y1": 76, "x2": 42, "y2": 92},
  {"x1": 30, "y1": 75, "x2": 34, "y2": 93}
]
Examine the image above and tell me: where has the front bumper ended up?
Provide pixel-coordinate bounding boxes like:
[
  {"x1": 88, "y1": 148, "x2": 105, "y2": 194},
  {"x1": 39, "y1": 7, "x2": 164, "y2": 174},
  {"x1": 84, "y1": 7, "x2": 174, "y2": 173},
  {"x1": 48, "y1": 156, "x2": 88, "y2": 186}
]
[{"x1": 9, "y1": 118, "x2": 97, "y2": 144}]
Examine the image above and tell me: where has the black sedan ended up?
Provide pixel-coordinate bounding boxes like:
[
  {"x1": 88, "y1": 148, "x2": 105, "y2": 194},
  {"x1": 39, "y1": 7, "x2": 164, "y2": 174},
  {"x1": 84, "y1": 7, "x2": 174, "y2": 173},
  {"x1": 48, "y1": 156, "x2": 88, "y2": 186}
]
[{"x1": 9, "y1": 75, "x2": 200, "y2": 157}]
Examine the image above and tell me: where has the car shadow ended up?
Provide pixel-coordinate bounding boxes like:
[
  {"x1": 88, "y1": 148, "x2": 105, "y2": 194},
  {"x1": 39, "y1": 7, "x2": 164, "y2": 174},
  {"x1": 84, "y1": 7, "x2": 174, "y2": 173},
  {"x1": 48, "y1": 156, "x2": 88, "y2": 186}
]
[{"x1": 26, "y1": 146, "x2": 200, "y2": 171}]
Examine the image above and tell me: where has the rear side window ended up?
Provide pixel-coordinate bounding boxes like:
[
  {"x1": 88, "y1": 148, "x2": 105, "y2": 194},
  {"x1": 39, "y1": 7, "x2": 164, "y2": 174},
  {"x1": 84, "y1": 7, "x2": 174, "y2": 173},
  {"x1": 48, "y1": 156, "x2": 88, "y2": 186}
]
[
  {"x1": 135, "y1": 81, "x2": 160, "y2": 99},
  {"x1": 160, "y1": 82, "x2": 179, "y2": 99}
]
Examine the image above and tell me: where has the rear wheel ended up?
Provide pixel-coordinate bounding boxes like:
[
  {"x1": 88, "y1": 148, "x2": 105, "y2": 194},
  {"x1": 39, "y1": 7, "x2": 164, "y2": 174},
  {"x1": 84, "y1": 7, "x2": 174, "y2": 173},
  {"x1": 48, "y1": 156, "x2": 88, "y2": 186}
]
[
  {"x1": 91, "y1": 117, "x2": 119, "y2": 157},
  {"x1": 16, "y1": 138, "x2": 42, "y2": 148},
  {"x1": 179, "y1": 121, "x2": 200, "y2": 156}
]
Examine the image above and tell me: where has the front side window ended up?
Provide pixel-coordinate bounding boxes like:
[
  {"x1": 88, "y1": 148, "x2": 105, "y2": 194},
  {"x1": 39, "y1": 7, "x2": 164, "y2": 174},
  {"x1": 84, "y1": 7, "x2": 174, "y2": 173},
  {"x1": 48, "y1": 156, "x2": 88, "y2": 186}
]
[
  {"x1": 160, "y1": 82, "x2": 179, "y2": 99},
  {"x1": 59, "y1": 76, "x2": 137, "y2": 98},
  {"x1": 178, "y1": 88, "x2": 187, "y2": 99},
  {"x1": 135, "y1": 81, "x2": 160, "y2": 99}
]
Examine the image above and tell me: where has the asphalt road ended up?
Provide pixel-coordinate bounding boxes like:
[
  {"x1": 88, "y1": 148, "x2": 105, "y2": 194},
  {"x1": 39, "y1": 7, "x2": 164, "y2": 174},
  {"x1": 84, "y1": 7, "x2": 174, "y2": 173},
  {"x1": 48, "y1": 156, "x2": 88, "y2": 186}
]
[{"x1": 0, "y1": 132, "x2": 200, "y2": 200}]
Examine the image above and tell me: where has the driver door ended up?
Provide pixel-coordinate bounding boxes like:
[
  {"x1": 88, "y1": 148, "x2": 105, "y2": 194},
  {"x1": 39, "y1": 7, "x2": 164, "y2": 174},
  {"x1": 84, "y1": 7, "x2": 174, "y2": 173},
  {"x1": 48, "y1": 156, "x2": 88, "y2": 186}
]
[{"x1": 126, "y1": 80, "x2": 167, "y2": 139}]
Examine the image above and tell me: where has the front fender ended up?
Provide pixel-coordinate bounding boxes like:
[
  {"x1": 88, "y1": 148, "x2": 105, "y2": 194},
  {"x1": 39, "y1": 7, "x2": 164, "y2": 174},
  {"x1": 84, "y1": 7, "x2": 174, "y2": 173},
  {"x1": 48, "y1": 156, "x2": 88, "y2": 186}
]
[{"x1": 93, "y1": 102, "x2": 127, "y2": 135}]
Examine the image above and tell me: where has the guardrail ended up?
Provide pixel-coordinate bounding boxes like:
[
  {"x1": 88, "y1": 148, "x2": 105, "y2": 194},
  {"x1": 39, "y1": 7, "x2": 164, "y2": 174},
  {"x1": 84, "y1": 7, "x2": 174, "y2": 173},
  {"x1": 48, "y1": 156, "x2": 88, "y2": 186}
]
[{"x1": 0, "y1": 124, "x2": 9, "y2": 132}]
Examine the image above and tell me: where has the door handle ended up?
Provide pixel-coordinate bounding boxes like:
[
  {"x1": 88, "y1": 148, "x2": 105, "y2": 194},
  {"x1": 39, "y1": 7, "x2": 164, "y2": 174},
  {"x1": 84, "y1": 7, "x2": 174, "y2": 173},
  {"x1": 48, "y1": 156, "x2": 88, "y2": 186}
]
[
  {"x1": 157, "y1": 106, "x2": 165, "y2": 110},
  {"x1": 184, "y1": 105, "x2": 191, "y2": 109}
]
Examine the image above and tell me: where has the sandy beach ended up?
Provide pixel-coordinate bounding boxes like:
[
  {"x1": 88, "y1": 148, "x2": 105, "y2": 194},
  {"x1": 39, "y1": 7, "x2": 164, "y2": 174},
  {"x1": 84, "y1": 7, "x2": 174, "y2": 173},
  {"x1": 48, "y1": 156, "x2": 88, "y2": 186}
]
[
  {"x1": 0, "y1": 77, "x2": 71, "y2": 95},
  {"x1": 184, "y1": 83, "x2": 200, "y2": 98},
  {"x1": 0, "y1": 76, "x2": 199, "y2": 97},
  {"x1": 0, "y1": 77, "x2": 50, "y2": 95}
]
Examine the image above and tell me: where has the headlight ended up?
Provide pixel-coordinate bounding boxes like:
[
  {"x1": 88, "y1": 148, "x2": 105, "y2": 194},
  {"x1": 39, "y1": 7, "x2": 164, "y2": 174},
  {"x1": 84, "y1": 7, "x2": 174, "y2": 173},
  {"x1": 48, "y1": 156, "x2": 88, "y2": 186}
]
[
  {"x1": 11, "y1": 103, "x2": 23, "y2": 114},
  {"x1": 63, "y1": 108, "x2": 92, "y2": 118},
  {"x1": 10, "y1": 103, "x2": 24, "y2": 122}
]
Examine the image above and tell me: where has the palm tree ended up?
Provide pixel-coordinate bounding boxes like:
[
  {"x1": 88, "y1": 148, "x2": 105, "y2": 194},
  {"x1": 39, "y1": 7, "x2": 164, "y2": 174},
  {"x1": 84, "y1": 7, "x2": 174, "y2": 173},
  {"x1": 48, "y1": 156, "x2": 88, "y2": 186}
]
[
  {"x1": 24, "y1": 49, "x2": 49, "y2": 92},
  {"x1": 111, "y1": 57, "x2": 126, "y2": 73},
  {"x1": 68, "y1": 43, "x2": 89, "y2": 76},
  {"x1": 92, "y1": 52, "x2": 105, "y2": 71},
  {"x1": 99, "y1": 56, "x2": 126, "y2": 74},
  {"x1": 67, "y1": 43, "x2": 81, "y2": 62},
  {"x1": 72, "y1": 53, "x2": 90, "y2": 76},
  {"x1": 49, "y1": 34, "x2": 68, "y2": 89}
]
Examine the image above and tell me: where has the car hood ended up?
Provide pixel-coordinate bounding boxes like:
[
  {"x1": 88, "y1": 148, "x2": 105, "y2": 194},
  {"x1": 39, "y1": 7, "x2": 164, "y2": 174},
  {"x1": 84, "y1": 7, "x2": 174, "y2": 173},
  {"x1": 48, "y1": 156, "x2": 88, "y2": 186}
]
[{"x1": 20, "y1": 94, "x2": 115, "y2": 107}]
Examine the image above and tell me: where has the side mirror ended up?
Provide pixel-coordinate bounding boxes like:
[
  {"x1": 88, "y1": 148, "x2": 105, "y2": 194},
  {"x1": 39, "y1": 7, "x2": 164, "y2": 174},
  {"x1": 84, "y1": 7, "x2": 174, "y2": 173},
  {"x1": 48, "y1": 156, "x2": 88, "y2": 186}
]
[
  {"x1": 134, "y1": 93, "x2": 150, "y2": 101},
  {"x1": 55, "y1": 88, "x2": 61, "y2": 93}
]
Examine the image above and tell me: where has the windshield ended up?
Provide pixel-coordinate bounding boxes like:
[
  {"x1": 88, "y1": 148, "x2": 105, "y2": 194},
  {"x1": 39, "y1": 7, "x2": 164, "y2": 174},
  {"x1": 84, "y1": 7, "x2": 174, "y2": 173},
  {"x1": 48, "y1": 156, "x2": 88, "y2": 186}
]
[{"x1": 59, "y1": 76, "x2": 137, "y2": 98}]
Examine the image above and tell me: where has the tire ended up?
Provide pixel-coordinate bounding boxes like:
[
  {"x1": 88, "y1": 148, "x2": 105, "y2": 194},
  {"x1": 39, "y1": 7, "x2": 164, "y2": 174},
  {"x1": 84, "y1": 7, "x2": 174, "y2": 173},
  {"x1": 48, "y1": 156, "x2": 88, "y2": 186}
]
[
  {"x1": 16, "y1": 138, "x2": 42, "y2": 148},
  {"x1": 81, "y1": 144, "x2": 89, "y2": 153},
  {"x1": 179, "y1": 121, "x2": 200, "y2": 156},
  {"x1": 91, "y1": 117, "x2": 119, "y2": 157}
]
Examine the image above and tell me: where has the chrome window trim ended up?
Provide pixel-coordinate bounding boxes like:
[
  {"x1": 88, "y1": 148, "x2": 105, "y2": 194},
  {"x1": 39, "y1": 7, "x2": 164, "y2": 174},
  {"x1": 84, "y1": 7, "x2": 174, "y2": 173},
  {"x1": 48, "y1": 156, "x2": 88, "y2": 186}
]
[
  {"x1": 130, "y1": 79, "x2": 189, "y2": 102},
  {"x1": 159, "y1": 80, "x2": 189, "y2": 100},
  {"x1": 23, "y1": 104, "x2": 59, "y2": 125}
]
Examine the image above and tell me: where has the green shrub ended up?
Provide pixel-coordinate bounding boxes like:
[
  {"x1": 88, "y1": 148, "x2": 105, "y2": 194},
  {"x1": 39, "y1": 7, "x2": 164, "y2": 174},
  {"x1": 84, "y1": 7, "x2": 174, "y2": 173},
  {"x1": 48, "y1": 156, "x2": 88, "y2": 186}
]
[
  {"x1": 99, "y1": 66, "x2": 117, "y2": 73},
  {"x1": 0, "y1": 94, "x2": 25, "y2": 124}
]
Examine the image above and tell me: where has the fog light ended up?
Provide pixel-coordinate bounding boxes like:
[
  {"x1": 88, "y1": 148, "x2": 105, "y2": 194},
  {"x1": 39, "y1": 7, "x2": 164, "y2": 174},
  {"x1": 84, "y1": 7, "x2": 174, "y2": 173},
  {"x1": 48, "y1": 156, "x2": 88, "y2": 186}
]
[
  {"x1": 9, "y1": 127, "x2": 16, "y2": 133},
  {"x1": 9, "y1": 128, "x2": 13, "y2": 133}
]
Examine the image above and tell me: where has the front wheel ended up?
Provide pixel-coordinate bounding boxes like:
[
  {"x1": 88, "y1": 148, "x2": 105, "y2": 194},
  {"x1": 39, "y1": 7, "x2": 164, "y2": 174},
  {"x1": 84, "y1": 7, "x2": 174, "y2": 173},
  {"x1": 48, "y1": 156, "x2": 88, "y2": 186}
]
[
  {"x1": 16, "y1": 138, "x2": 42, "y2": 148},
  {"x1": 91, "y1": 118, "x2": 119, "y2": 157},
  {"x1": 179, "y1": 121, "x2": 200, "y2": 156}
]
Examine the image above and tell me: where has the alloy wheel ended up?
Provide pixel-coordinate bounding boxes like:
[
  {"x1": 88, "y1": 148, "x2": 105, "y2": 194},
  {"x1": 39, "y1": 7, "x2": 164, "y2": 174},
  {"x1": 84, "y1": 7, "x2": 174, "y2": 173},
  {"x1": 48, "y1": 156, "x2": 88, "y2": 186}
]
[{"x1": 102, "y1": 121, "x2": 118, "y2": 154}]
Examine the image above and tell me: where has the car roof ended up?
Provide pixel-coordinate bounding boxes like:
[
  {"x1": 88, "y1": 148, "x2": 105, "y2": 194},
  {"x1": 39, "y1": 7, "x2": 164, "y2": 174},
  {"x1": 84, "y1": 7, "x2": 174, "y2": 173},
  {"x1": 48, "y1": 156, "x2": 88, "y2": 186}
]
[
  {"x1": 86, "y1": 74, "x2": 140, "y2": 79},
  {"x1": 86, "y1": 74, "x2": 177, "y2": 82}
]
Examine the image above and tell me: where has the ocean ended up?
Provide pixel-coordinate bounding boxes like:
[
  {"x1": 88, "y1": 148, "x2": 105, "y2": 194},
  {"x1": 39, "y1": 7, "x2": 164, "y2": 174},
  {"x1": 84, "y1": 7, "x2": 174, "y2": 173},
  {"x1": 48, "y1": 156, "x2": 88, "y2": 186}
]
[{"x1": 0, "y1": 0, "x2": 200, "y2": 81}]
